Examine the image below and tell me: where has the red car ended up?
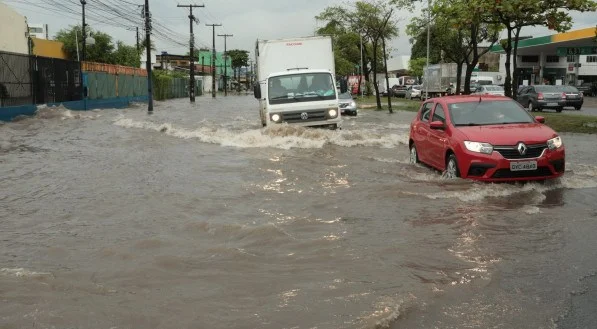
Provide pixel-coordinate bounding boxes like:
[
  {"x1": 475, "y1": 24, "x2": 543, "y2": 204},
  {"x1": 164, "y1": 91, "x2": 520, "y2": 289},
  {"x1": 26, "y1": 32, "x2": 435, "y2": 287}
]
[{"x1": 408, "y1": 95, "x2": 565, "y2": 182}]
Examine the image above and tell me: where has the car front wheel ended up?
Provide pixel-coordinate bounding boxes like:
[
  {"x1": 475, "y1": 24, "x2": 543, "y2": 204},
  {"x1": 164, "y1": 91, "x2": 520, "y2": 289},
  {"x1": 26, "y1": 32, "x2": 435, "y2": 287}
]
[
  {"x1": 444, "y1": 154, "x2": 460, "y2": 179},
  {"x1": 409, "y1": 144, "x2": 419, "y2": 164}
]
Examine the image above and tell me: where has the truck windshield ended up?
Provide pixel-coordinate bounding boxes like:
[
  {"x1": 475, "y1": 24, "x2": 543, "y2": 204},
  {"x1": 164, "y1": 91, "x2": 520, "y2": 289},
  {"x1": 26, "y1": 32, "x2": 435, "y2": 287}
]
[{"x1": 268, "y1": 73, "x2": 336, "y2": 104}]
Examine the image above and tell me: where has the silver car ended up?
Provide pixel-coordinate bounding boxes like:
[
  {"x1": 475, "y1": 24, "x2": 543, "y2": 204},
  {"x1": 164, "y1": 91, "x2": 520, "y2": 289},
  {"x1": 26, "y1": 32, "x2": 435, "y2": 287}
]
[
  {"x1": 405, "y1": 85, "x2": 422, "y2": 99},
  {"x1": 471, "y1": 85, "x2": 505, "y2": 96},
  {"x1": 338, "y1": 92, "x2": 357, "y2": 116}
]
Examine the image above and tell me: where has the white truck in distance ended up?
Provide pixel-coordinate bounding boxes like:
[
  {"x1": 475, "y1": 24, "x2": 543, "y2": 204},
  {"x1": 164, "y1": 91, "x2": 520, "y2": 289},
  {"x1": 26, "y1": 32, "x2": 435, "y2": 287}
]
[{"x1": 253, "y1": 36, "x2": 345, "y2": 129}]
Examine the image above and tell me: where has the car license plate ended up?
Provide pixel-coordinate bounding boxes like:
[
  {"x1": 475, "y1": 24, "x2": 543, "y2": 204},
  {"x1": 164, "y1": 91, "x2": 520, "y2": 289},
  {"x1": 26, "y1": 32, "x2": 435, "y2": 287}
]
[
  {"x1": 546, "y1": 103, "x2": 558, "y2": 106},
  {"x1": 510, "y1": 161, "x2": 537, "y2": 171}
]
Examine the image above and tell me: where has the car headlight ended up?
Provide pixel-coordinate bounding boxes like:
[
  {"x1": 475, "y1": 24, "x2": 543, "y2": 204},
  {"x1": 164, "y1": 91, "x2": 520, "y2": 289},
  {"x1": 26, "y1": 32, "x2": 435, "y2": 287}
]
[
  {"x1": 350, "y1": 101, "x2": 356, "y2": 107},
  {"x1": 271, "y1": 113, "x2": 281, "y2": 122},
  {"x1": 464, "y1": 141, "x2": 493, "y2": 154},
  {"x1": 328, "y1": 109, "x2": 338, "y2": 118},
  {"x1": 547, "y1": 136, "x2": 562, "y2": 150}
]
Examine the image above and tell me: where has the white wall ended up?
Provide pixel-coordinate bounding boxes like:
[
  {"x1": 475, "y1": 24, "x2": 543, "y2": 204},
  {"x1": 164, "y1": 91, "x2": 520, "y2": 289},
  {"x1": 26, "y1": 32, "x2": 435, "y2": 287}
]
[
  {"x1": 140, "y1": 50, "x2": 157, "y2": 69},
  {"x1": 0, "y1": 2, "x2": 29, "y2": 54}
]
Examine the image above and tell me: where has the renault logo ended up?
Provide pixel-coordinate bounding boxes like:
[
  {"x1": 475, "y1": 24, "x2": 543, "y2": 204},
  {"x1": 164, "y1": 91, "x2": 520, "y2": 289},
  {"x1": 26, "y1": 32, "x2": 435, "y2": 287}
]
[
  {"x1": 517, "y1": 142, "x2": 527, "y2": 155},
  {"x1": 300, "y1": 112, "x2": 309, "y2": 120}
]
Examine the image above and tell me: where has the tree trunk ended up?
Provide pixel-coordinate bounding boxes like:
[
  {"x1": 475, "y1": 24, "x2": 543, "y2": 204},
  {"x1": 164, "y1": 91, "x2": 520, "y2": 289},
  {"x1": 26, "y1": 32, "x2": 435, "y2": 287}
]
[
  {"x1": 503, "y1": 26, "x2": 514, "y2": 98},
  {"x1": 456, "y1": 61, "x2": 464, "y2": 94},
  {"x1": 372, "y1": 40, "x2": 382, "y2": 110},
  {"x1": 382, "y1": 37, "x2": 392, "y2": 113},
  {"x1": 512, "y1": 26, "x2": 522, "y2": 98}
]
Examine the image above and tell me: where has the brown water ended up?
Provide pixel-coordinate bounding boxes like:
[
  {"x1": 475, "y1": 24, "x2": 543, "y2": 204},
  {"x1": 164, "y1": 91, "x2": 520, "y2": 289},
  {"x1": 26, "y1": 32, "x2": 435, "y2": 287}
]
[{"x1": 1, "y1": 96, "x2": 597, "y2": 329}]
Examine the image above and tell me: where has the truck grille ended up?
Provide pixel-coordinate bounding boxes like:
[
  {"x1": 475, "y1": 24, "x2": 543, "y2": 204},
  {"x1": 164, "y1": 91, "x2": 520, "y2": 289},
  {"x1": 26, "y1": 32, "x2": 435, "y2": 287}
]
[
  {"x1": 339, "y1": 103, "x2": 349, "y2": 108},
  {"x1": 494, "y1": 144, "x2": 547, "y2": 159},
  {"x1": 281, "y1": 110, "x2": 327, "y2": 123}
]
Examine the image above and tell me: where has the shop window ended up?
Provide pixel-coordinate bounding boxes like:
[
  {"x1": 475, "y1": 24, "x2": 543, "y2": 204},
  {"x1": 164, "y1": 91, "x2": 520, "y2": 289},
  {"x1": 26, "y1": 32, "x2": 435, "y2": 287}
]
[
  {"x1": 587, "y1": 56, "x2": 597, "y2": 63},
  {"x1": 521, "y1": 56, "x2": 539, "y2": 63},
  {"x1": 546, "y1": 56, "x2": 560, "y2": 63},
  {"x1": 567, "y1": 55, "x2": 576, "y2": 63}
]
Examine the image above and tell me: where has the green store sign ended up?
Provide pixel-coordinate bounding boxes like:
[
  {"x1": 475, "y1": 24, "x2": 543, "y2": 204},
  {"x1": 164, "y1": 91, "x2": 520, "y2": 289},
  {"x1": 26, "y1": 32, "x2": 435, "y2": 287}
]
[{"x1": 556, "y1": 46, "x2": 597, "y2": 56}]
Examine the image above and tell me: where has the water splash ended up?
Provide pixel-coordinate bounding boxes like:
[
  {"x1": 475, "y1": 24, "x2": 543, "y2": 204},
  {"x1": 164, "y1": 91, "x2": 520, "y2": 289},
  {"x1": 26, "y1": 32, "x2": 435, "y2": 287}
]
[{"x1": 113, "y1": 117, "x2": 409, "y2": 149}]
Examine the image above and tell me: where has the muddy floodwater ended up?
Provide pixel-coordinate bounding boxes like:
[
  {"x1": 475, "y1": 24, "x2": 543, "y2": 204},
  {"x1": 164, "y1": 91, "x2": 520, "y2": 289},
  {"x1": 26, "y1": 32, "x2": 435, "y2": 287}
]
[{"x1": 1, "y1": 96, "x2": 597, "y2": 329}]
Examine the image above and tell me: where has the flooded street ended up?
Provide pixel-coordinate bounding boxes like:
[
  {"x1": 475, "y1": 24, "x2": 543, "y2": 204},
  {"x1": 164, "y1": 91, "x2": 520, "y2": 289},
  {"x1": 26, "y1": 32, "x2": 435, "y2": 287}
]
[{"x1": 1, "y1": 96, "x2": 597, "y2": 329}]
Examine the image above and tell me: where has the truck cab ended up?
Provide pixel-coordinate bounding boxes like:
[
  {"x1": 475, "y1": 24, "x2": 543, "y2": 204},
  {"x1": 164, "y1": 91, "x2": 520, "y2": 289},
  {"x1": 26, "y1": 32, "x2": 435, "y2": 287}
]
[
  {"x1": 255, "y1": 69, "x2": 341, "y2": 128},
  {"x1": 253, "y1": 36, "x2": 344, "y2": 129}
]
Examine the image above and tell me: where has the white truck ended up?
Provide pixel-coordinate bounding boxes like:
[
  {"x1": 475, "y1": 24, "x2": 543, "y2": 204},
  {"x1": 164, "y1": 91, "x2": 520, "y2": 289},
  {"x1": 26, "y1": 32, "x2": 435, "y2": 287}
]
[{"x1": 253, "y1": 36, "x2": 345, "y2": 129}]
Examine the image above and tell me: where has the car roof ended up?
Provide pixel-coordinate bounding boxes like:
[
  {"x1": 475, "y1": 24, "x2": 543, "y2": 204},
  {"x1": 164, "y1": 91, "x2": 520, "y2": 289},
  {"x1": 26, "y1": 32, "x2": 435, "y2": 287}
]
[{"x1": 428, "y1": 95, "x2": 510, "y2": 103}]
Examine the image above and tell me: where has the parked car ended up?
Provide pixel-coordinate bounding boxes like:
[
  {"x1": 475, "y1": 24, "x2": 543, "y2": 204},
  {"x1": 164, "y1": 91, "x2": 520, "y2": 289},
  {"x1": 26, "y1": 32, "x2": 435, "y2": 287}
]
[
  {"x1": 556, "y1": 85, "x2": 583, "y2": 110},
  {"x1": 516, "y1": 85, "x2": 565, "y2": 112},
  {"x1": 409, "y1": 95, "x2": 565, "y2": 182},
  {"x1": 338, "y1": 92, "x2": 357, "y2": 116},
  {"x1": 577, "y1": 82, "x2": 595, "y2": 97},
  {"x1": 405, "y1": 85, "x2": 422, "y2": 99},
  {"x1": 471, "y1": 85, "x2": 505, "y2": 96},
  {"x1": 391, "y1": 85, "x2": 408, "y2": 98}
]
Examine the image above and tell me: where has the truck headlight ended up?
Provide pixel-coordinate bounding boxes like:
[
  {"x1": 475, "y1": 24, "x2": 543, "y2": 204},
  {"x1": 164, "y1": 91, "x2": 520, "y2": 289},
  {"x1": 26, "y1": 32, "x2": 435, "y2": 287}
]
[
  {"x1": 464, "y1": 141, "x2": 493, "y2": 154},
  {"x1": 328, "y1": 109, "x2": 338, "y2": 118},
  {"x1": 547, "y1": 136, "x2": 562, "y2": 150},
  {"x1": 271, "y1": 114, "x2": 281, "y2": 122},
  {"x1": 350, "y1": 101, "x2": 356, "y2": 107}
]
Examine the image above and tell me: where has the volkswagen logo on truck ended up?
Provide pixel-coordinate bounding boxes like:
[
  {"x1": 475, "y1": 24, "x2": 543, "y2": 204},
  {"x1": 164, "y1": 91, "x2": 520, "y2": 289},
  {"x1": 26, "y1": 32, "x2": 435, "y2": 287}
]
[{"x1": 301, "y1": 112, "x2": 309, "y2": 120}]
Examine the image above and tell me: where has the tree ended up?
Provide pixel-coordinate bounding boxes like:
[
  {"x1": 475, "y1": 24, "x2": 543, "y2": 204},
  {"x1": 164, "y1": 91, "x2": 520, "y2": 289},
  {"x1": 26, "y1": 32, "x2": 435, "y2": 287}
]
[
  {"x1": 315, "y1": 20, "x2": 362, "y2": 76},
  {"x1": 225, "y1": 49, "x2": 249, "y2": 91},
  {"x1": 407, "y1": 22, "x2": 442, "y2": 64},
  {"x1": 479, "y1": 0, "x2": 597, "y2": 97},
  {"x1": 55, "y1": 26, "x2": 115, "y2": 63},
  {"x1": 114, "y1": 41, "x2": 141, "y2": 67},
  {"x1": 434, "y1": 0, "x2": 500, "y2": 94},
  {"x1": 316, "y1": 1, "x2": 400, "y2": 111},
  {"x1": 408, "y1": 57, "x2": 427, "y2": 77}
]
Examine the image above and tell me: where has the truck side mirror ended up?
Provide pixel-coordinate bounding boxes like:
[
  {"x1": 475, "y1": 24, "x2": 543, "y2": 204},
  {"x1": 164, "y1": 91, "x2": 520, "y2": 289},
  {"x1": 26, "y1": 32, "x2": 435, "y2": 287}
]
[{"x1": 253, "y1": 82, "x2": 261, "y2": 99}]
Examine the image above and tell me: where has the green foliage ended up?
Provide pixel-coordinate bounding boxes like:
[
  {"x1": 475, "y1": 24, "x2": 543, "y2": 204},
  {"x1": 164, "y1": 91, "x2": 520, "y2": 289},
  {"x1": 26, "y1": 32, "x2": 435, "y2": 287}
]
[
  {"x1": 113, "y1": 41, "x2": 140, "y2": 67},
  {"x1": 55, "y1": 25, "x2": 141, "y2": 67},
  {"x1": 225, "y1": 49, "x2": 249, "y2": 70},
  {"x1": 408, "y1": 57, "x2": 427, "y2": 77}
]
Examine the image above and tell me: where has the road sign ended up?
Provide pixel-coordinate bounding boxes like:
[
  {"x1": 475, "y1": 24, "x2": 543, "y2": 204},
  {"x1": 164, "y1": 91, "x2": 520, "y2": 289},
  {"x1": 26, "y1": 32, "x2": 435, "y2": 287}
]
[{"x1": 557, "y1": 46, "x2": 597, "y2": 56}]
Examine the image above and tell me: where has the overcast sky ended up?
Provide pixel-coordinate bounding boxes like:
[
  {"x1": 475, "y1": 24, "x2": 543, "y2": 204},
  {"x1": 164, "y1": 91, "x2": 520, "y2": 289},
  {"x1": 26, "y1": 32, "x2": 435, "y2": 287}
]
[{"x1": 4, "y1": 0, "x2": 596, "y2": 60}]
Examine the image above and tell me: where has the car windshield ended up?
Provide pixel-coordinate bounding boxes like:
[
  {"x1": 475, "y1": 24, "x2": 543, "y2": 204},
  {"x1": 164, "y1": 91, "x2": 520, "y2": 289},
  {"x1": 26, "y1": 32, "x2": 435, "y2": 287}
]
[
  {"x1": 268, "y1": 72, "x2": 336, "y2": 104},
  {"x1": 485, "y1": 86, "x2": 503, "y2": 91},
  {"x1": 338, "y1": 92, "x2": 352, "y2": 100},
  {"x1": 449, "y1": 99, "x2": 534, "y2": 126}
]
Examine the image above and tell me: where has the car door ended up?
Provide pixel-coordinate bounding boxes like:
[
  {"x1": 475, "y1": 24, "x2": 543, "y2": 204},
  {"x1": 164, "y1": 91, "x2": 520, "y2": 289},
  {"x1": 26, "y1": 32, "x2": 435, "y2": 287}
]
[
  {"x1": 517, "y1": 87, "x2": 529, "y2": 106},
  {"x1": 427, "y1": 103, "x2": 448, "y2": 169},
  {"x1": 413, "y1": 102, "x2": 434, "y2": 163}
]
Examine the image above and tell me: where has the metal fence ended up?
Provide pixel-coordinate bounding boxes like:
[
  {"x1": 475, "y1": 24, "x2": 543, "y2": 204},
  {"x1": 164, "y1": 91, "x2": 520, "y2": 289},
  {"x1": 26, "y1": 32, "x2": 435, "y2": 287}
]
[
  {"x1": 0, "y1": 50, "x2": 83, "y2": 108},
  {"x1": 0, "y1": 51, "x2": 34, "y2": 107}
]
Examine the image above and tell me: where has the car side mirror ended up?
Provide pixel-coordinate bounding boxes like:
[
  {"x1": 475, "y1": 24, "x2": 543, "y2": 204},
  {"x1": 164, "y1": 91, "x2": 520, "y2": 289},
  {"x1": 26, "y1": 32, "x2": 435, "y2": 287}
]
[
  {"x1": 430, "y1": 120, "x2": 445, "y2": 130},
  {"x1": 253, "y1": 82, "x2": 261, "y2": 99},
  {"x1": 535, "y1": 116, "x2": 545, "y2": 124}
]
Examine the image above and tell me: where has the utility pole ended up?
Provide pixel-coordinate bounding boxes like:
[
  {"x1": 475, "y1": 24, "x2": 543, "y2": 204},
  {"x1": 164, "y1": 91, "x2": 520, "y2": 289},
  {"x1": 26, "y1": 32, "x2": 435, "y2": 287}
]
[
  {"x1": 178, "y1": 4, "x2": 204, "y2": 103},
  {"x1": 218, "y1": 33, "x2": 233, "y2": 96},
  {"x1": 144, "y1": 0, "x2": 153, "y2": 113},
  {"x1": 136, "y1": 27, "x2": 140, "y2": 54},
  {"x1": 382, "y1": 36, "x2": 392, "y2": 113},
  {"x1": 248, "y1": 59, "x2": 253, "y2": 90},
  {"x1": 206, "y1": 23, "x2": 222, "y2": 98},
  {"x1": 80, "y1": 0, "x2": 87, "y2": 62}
]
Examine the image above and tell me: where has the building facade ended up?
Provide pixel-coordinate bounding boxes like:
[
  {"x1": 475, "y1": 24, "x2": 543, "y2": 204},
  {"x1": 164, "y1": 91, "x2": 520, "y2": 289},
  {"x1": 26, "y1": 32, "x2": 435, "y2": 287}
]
[
  {"x1": 0, "y1": 2, "x2": 29, "y2": 54},
  {"x1": 28, "y1": 24, "x2": 48, "y2": 40}
]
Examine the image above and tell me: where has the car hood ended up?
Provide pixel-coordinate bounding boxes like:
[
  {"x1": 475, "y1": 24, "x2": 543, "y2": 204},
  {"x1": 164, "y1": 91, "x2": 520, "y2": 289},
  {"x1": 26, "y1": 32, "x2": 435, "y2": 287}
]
[{"x1": 455, "y1": 123, "x2": 558, "y2": 145}]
